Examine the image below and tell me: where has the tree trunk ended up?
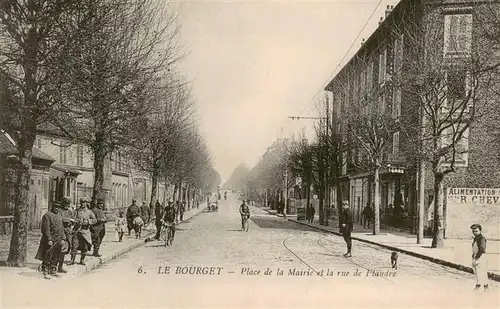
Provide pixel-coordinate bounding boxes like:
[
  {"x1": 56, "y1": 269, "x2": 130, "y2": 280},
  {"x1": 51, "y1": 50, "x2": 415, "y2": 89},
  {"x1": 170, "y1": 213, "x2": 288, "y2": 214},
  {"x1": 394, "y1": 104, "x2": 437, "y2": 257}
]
[
  {"x1": 7, "y1": 135, "x2": 35, "y2": 267},
  {"x1": 373, "y1": 164, "x2": 381, "y2": 235},
  {"x1": 186, "y1": 185, "x2": 191, "y2": 210},
  {"x1": 418, "y1": 160, "x2": 425, "y2": 244},
  {"x1": 149, "y1": 168, "x2": 159, "y2": 210},
  {"x1": 8, "y1": 23, "x2": 39, "y2": 267},
  {"x1": 306, "y1": 181, "x2": 311, "y2": 213},
  {"x1": 91, "y1": 144, "x2": 107, "y2": 208},
  {"x1": 173, "y1": 183, "x2": 179, "y2": 202},
  {"x1": 431, "y1": 172, "x2": 445, "y2": 248}
]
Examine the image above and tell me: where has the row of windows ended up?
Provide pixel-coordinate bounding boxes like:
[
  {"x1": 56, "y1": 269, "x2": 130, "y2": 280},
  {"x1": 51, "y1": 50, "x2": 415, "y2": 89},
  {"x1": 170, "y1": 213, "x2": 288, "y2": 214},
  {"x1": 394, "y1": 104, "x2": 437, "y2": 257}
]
[{"x1": 34, "y1": 137, "x2": 127, "y2": 171}]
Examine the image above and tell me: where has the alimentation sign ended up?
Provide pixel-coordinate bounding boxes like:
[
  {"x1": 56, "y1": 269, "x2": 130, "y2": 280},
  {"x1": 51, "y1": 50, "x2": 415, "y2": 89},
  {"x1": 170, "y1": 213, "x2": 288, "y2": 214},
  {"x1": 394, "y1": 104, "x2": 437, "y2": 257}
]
[
  {"x1": 447, "y1": 188, "x2": 500, "y2": 204},
  {"x1": 446, "y1": 188, "x2": 500, "y2": 240}
]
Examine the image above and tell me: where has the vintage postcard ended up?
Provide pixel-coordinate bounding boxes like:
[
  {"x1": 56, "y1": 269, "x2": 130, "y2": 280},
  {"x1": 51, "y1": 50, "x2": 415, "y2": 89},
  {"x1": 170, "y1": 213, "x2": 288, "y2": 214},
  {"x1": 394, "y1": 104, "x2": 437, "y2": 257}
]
[{"x1": 0, "y1": 0, "x2": 499, "y2": 308}]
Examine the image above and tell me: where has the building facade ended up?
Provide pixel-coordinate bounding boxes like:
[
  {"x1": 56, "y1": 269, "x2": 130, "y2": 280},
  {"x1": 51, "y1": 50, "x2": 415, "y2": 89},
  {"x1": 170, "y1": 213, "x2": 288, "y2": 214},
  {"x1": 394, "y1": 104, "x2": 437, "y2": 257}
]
[{"x1": 325, "y1": 0, "x2": 500, "y2": 236}]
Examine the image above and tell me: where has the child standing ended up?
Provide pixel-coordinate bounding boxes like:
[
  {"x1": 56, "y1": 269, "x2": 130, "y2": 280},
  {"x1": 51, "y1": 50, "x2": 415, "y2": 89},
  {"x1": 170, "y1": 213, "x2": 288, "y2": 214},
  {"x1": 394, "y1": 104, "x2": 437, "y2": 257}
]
[
  {"x1": 115, "y1": 211, "x2": 126, "y2": 242},
  {"x1": 133, "y1": 215, "x2": 144, "y2": 239}
]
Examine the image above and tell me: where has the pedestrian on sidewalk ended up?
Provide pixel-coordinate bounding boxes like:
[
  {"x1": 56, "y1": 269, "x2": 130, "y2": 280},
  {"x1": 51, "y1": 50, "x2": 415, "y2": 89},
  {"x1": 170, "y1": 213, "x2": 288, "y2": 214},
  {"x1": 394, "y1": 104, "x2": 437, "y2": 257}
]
[
  {"x1": 362, "y1": 204, "x2": 374, "y2": 229},
  {"x1": 115, "y1": 211, "x2": 126, "y2": 242},
  {"x1": 69, "y1": 199, "x2": 97, "y2": 266},
  {"x1": 154, "y1": 201, "x2": 164, "y2": 240},
  {"x1": 239, "y1": 200, "x2": 250, "y2": 232},
  {"x1": 35, "y1": 201, "x2": 68, "y2": 279},
  {"x1": 339, "y1": 201, "x2": 353, "y2": 258},
  {"x1": 126, "y1": 200, "x2": 140, "y2": 236},
  {"x1": 91, "y1": 200, "x2": 107, "y2": 257},
  {"x1": 471, "y1": 224, "x2": 489, "y2": 291},
  {"x1": 306, "y1": 204, "x2": 315, "y2": 224}
]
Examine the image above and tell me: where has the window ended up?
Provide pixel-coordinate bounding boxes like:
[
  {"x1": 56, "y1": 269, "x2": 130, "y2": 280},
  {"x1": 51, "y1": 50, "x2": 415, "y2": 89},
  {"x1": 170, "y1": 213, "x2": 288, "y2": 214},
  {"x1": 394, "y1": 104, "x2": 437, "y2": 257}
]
[
  {"x1": 447, "y1": 69, "x2": 468, "y2": 100},
  {"x1": 76, "y1": 145, "x2": 84, "y2": 166},
  {"x1": 378, "y1": 49, "x2": 387, "y2": 84},
  {"x1": 392, "y1": 132, "x2": 400, "y2": 155},
  {"x1": 43, "y1": 179, "x2": 48, "y2": 200},
  {"x1": 59, "y1": 146, "x2": 67, "y2": 164},
  {"x1": 66, "y1": 179, "x2": 71, "y2": 197},
  {"x1": 441, "y1": 125, "x2": 469, "y2": 166},
  {"x1": 392, "y1": 86, "x2": 402, "y2": 118},
  {"x1": 444, "y1": 14, "x2": 472, "y2": 56},
  {"x1": 367, "y1": 61, "x2": 373, "y2": 91},
  {"x1": 393, "y1": 35, "x2": 404, "y2": 78}
]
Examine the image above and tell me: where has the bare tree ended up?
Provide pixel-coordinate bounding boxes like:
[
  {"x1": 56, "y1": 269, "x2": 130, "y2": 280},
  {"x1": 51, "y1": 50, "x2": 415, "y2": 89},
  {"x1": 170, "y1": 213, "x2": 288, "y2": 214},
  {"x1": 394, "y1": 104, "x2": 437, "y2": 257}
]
[
  {"x1": 52, "y1": 0, "x2": 180, "y2": 207},
  {"x1": 392, "y1": 1, "x2": 499, "y2": 247},
  {"x1": 0, "y1": 0, "x2": 81, "y2": 267}
]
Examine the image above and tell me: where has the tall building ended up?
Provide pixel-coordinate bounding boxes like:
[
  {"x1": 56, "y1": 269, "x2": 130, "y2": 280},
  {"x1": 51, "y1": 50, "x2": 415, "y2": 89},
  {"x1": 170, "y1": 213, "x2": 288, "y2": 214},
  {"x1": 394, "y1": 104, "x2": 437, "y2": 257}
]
[{"x1": 325, "y1": 0, "x2": 500, "y2": 237}]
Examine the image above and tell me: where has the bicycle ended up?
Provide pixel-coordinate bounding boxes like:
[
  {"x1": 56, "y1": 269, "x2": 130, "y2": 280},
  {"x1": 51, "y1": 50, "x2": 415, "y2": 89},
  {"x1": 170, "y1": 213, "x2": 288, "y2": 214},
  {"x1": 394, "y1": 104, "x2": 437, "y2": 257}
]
[
  {"x1": 161, "y1": 221, "x2": 175, "y2": 247},
  {"x1": 241, "y1": 215, "x2": 250, "y2": 232}
]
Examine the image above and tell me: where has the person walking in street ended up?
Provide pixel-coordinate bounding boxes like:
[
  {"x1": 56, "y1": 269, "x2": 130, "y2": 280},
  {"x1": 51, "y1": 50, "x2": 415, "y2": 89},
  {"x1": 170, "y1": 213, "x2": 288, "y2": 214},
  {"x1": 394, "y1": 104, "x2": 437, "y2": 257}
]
[
  {"x1": 239, "y1": 199, "x2": 250, "y2": 232},
  {"x1": 140, "y1": 201, "x2": 150, "y2": 227},
  {"x1": 362, "y1": 204, "x2": 374, "y2": 229},
  {"x1": 339, "y1": 201, "x2": 353, "y2": 258},
  {"x1": 126, "y1": 199, "x2": 140, "y2": 236},
  {"x1": 35, "y1": 201, "x2": 68, "y2": 279},
  {"x1": 306, "y1": 204, "x2": 315, "y2": 224},
  {"x1": 115, "y1": 211, "x2": 127, "y2": 242},
  {"x1": 471, "y1": 224, "x2": 489, "y2": 291},
  {"x1": 91, "y1": 199, "x2": 107, "y2": 257},
  {"x1": 69, "y1": 199, "x2": 97, "y2": 266},
  {"x1": 154, "y1": 201, "x2": 164, "y2": 240}
]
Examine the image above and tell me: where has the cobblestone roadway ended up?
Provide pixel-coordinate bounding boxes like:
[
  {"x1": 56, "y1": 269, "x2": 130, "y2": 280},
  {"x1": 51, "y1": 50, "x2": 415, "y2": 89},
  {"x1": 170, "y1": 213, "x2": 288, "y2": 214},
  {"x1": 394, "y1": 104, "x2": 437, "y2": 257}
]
[{"x1": 3, "y1": 195, "x2": 499, "y2": 309}]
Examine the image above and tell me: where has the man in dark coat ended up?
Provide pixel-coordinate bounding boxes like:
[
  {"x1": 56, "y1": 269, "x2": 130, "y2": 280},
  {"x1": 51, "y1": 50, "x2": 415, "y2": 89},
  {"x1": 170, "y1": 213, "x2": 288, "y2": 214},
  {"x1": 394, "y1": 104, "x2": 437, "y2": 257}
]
[
  {"x1": 306, "y1": 204, "x2": 315, "y2": 224},
  {"x1": 339, "y1": 200, "x2": 354, "y2": 258},
  {"x1": 35, "y1": 201, "x2": 67, "y2": 279},
  {"x1": 126, "y1": 199, "x2": 140, "y2": 236},
  {"x1": 154, "y1": 201, "x2": 164, "y2": 240},
  {"x1": 91, "y1": 199, "x2": 107, "y2": 257},
  {"x1": 362, "y1": 204, "x2": 374, "y2": 228}
]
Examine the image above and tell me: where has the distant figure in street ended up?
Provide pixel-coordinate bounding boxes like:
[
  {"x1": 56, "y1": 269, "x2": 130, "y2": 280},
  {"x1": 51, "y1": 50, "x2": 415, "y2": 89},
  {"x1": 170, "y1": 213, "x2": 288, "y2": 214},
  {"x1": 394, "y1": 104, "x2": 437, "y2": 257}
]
[
  {"x1": 162, "y1": 202, "x2": 177, "y2": 245},
  {"x1": 140, "y1": 201, "x2": 150, "y2": 227},
  {"x1": 339, "y1": 201, "x2": 353, "y2": 258},
  {"x1": 306, "y1": 204, "x2": 315, "y2": 224},
  {"x1": 126, "y1": 199, "x2": 140, "y2": 236},
  {"x1": 35, "y1": 202, "x2": 68, "y2": 279},
  {"x1": 115, "y1": 211, "x2": 126, "y2": 242},
  {"x1": 239, "y1": 200, "x2": 250, "y2": 232},
  {"x1": 154, "y1": 201, "x2": 164, "y2": 240},
  {"x1": 471, "y1": 224, "x2": 489, "y2": 291},
  {"x1": 224, "y1": 191, "x2": 227, "y2": 200},
  {"x1": 69, "y1": 199, "x2": 97, "y2": 265},
  {"x1": 362, "y1": 204, "x2": 374, "y2": 229},
  {"x1": 91, "y1": 199, "x2": 107, "y2": 257}
]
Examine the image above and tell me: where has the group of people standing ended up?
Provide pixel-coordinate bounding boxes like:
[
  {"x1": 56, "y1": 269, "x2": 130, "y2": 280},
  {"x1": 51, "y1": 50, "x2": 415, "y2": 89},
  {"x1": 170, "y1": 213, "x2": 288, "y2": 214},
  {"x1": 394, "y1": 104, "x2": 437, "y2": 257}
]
[{"x1": 35, "y1": 198, "x2": 108, "y2": 279}]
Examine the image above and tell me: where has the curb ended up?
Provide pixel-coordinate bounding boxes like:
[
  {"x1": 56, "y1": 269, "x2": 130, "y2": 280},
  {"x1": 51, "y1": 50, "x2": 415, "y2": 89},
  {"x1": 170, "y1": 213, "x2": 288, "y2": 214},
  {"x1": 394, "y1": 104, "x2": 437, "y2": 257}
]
[
  {"x1": 75, "y1": 207, "x2": 207, "y2": 277},
  {"x1": 289, "y1": 218, "x2": 500, "y2": 282}
]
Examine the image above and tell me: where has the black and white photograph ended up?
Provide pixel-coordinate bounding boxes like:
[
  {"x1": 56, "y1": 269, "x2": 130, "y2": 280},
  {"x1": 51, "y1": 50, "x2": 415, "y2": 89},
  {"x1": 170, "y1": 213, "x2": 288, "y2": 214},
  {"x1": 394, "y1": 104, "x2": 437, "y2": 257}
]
[{"x1": 0, "y1": 0, "x2": 500, "y2": 308}]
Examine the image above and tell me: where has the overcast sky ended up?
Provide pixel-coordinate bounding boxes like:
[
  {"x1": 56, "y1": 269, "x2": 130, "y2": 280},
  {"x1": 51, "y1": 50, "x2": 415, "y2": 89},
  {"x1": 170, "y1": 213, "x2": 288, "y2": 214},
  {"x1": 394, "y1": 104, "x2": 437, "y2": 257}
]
[{"x1": 173, "y1": 0, "x2": 400, "y2": 182}]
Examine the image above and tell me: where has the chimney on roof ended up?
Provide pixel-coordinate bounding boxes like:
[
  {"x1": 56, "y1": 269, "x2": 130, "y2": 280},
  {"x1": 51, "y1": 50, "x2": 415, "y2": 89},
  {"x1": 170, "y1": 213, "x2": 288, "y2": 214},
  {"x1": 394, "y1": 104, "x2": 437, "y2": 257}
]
[
  {"x1": 385, "y1": 5, "x2": 394, "y2": 18},
  {"x1": 379, "y1": 16, "x2": 384, "y2": 25}
]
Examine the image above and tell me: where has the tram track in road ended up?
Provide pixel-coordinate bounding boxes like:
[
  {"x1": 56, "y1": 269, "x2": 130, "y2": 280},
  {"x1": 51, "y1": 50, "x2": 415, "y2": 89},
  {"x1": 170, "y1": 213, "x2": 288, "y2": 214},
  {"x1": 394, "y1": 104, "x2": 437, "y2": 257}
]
[{"x1": 282, "y1": 235, "x2": 326, "y2": 280}]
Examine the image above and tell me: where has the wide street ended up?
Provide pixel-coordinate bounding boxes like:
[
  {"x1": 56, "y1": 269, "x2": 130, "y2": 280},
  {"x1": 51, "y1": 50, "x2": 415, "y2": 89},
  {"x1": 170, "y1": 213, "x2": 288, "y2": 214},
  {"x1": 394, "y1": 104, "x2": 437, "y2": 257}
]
[{"x1": 2, "y1": 194, "x2": 499, "y2": 309}]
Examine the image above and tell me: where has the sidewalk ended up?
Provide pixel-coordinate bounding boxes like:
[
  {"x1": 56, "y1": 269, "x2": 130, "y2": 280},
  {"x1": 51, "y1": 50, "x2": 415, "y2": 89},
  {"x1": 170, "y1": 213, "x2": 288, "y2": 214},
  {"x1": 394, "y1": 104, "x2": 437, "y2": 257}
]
[
  {"x1": 0, "y1": 205, "x2": 206, "y2": 278},
  {"x1": 257, "y1": 205, "x2": 500, "y2": 282}
]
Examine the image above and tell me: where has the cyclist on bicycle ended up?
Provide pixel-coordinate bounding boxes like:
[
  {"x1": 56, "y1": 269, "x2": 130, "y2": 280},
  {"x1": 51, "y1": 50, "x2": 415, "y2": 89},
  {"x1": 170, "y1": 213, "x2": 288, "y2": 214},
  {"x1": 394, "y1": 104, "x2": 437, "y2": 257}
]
[
  {"x1": 239, "y1": 199, "x2": 250, "y2": 232},
  {"x1": 162, "y1": 202, "x2": 176, "y2": 246}
]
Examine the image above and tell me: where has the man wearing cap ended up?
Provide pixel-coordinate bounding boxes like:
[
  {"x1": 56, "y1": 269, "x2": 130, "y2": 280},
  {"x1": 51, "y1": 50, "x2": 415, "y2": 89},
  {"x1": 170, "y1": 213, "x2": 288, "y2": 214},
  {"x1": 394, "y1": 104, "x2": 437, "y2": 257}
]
[
  {"x1": 35, "y1": 201, "x2": 67, "y2": 278},
  {"x1": 471, "y1": 223, "x2": 489, "y2": 291},
  {"x1": 126, "y1": 199, "x2": 140, "y2": 236},
  {"x1": 154, "y1": 201, "x2": 164, "y2": 240},
  {"x1": 91, "y1": 199, "x2": 108, "y2": 257},
  {"x1": 69, "y1": 199, "x2": 97, "y2": 265},
  {"x1": 339, "y1": 201, "x2": 353, "y2": 258}
]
